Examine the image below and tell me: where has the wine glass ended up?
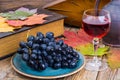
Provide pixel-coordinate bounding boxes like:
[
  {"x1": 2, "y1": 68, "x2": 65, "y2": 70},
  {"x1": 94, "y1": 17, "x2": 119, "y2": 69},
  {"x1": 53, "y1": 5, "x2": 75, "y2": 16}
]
[{"x1": 82, "y1": 9, "x2": 111, "y2": 71}]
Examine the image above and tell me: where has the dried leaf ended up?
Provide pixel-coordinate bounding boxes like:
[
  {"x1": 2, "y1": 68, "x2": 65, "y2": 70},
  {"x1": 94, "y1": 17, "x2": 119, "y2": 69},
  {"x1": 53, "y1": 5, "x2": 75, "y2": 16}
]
[
  {"x1": 6, "y1": 14, "x2": 49, "y2": 26},
  {"x1": 24, "y1": 14, "x2": 48, "y2": 25},
  {"x1": 0, "y1": 7, "x2": 37, "y2": 20},
  {"x1": 107, "y1": 48, "x2": 120, "y2": 69},
  {"x1": 63, "y1": 29, "x2": 109, "y2": 56},
  {"x1": 75, "y1": 43, "x2": 109, "y2": 56},
  {"x1": 16, "y1": 7, "x2": 37, "y2": 14},
  {"x1": 6, "y1": 20, "x2": 24, "y2": 27},
  {"x1": 63, "y1": 29, "x2": 93, "y2": 47},
  {"x1": 0, "y1": 17, "x2": 21, "y2": 32},
  {"x1": 0, "y1": 23, "x2": 15, "y2": 32}
]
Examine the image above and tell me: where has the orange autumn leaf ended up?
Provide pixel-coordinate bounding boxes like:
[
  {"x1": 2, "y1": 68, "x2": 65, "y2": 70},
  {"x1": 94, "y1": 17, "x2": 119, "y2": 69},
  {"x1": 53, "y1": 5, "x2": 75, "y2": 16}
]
[
  {"x1": 107, "y1": 48, "x2": 120, "y2": 69},
  {"x1": 6, "y1": 20, "x2": 24, "y2": 27},
  {"x1": 24, "y1": 14, "x2": 48, "y2": 25},
  {"x1": 6, "y1": 14, "x2": 49, "y2": 26}
]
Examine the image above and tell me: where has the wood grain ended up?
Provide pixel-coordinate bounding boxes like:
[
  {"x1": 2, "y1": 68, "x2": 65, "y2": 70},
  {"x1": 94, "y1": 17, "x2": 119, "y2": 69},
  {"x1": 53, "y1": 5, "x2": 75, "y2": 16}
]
[{"x1": 0, "y1": 0, "x2": 64, "y2": 11}]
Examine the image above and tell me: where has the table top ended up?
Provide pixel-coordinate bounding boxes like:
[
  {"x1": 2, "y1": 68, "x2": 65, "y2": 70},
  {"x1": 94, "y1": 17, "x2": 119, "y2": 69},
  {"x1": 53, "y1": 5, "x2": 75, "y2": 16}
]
[{"x1": 0, "y1": 26, "x2": 120, "y2": 80}]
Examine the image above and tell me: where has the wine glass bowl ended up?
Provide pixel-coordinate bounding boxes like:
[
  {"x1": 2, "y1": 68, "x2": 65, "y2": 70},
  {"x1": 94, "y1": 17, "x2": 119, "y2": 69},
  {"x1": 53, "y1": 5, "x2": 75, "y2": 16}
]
[
  {"x1": 82, "y1": 9, "x2": 110, "y2": 39},
  {"x1": 82, "y1": 9, "x2": 111, "y2": 71}
]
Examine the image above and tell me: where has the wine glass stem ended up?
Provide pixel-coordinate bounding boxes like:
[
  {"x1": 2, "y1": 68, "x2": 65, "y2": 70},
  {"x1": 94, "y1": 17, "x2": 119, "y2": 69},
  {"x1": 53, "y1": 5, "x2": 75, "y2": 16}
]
[{"x1": 93, "y1": 38, "x2": 99, "y2": 63}]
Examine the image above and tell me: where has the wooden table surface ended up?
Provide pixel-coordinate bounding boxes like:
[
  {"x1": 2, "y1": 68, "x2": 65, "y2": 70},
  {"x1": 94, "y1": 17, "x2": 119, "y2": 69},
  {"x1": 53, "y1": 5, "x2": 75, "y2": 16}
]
[{"x1": 0, "y1": 26, "x2": 120, "y2": 80}]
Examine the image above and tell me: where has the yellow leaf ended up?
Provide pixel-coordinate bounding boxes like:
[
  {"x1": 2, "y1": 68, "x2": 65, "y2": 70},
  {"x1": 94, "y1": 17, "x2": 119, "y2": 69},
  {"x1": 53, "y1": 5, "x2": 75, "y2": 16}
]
[
  {"x1": 0, "y1": 16, "x2": 6, "y2": 23},
  {"x1": 0, "y1": 17, "x2": 21, "y2": 32},
  {"x1": 0, "y1": 27, "x2": 14, "y2": 32},
  {"x1": 107, "y1": 48, "x2": 120, "y2": 69}
]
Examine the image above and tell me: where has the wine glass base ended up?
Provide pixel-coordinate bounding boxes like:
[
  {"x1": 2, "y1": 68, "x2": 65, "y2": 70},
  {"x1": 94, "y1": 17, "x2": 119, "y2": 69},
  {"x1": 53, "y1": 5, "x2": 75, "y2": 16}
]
[{"x1": 85, "y1": 59, "x2": 108, "y2": 71}]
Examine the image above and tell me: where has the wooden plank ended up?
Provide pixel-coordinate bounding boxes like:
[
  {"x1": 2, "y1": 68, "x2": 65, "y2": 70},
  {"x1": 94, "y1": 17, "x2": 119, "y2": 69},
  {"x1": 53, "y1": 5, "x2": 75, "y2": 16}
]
[
  {"x1": 97, "y1": 68, "x2": 113, "y2": 80},
  {"x1": 0, "y1": 0, "x2": 65, "y2": 11},
  {"x1": 97, "y1": 68, "x2": 120, "y2": 80},
  {"x1": 78, "y1": 69, "x2": 98, "y2": 80},
  {"x1": 112, "y1": 69, "x2": 120, "y2": 80}
]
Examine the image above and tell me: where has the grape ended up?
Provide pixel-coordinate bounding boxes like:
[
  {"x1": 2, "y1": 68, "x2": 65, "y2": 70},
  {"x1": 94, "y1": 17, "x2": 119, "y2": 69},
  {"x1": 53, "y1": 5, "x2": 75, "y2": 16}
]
[
  {"x1": 46, "y1": 32, "x2": 54, "y2": 39},
  {"x1": 37, "y1": 55, "x2": 42, "y2": 60},
  {"x1": 46, "y1": 55, "x2": 52, "y2": 60},
  {"x1": 27, "y1": 59, "x2": 35, "y2": 68},
  {"x1": 18, "y1": 32, "x2": 80, "y2": 71},
  {"x1": 61, "y1": 44, "x2": 68, "y2": 49},
  {"x1": 46, "y1": 46, "x2": 54, "y2": 53},
  {"x1": 67, "y1": 54, "x2": 73, "y2": 59},
  {"x1": 51, "y1": 52, "x2": 56, "y2": 57},
  {"x1": 22, "y1": 48, "x2": 29, "y2": 53},
  {"x1": 37, "y1": 50, "x2": 41, "y2": 55},
  {"x1": 27, "y1": 35, "x2": 35, "y2": 42},
  {"x1": 32, "y1": 49, "x2": 38, "y2": 54},
  {"x1": 27, "y1": 41, "x2": 33, "y2": 48},
  {"x1": 43, "y1": 38, "x2": 50, "y2": 44},
  {"x1": 19, "y1": 41, "x2": 27, "y2": 48},
  {"x1": 69, "y1": 61, "x2": 77, "y2": 68},
  {"x1": 22, "y1": 53, "x2": 30, "y2": 61},
  {"x1": 38, "y1": 63, "x2": 47, "y2": 70},
  {"x1": 40, "y1": 44, "x2": 47, "y2": 50},
  {"x1": 48, "y1": 59, "x2": 54, "y2": 67},
  {"x1": 48, "y1": 42, "x2": 56, "y2": 46},
  {"x1": 61, "y1": 51, "x2": 66, "y2": 55},
  {"x1": 32, "y1": 43, "x2": 39, "y2": 49},
  {"x1": 50, "y1": 38, "x2": 55, "y2": 42},
  {"x1": 34, "y1": 63, "x2": 39, "y2": 70},
  {"x1": 62, "y1": 56, "x2": 67, "y2": 61},
  {"x1": 17, "y1": 48, "x2": 23, "y2": 54},
  {"x1": 38, "y1": 60, "x2": 43, "y2": 64},
  {"x1": 75, "y1": 53, "x2": 80, "y2": 60},
  {"x1": 52, "y1": 62, "x2": 61, "y2": 69},
  {"x1": 36, "y1": 32, "x2": 44, "y2": 39},
  {"x1": 54, "y1": 45, "x2": 62, "y2": 53},
  {"x1": 61, "y1": 61, "x2": 68, "y2": 68},
  {"x1": 57, "y1": 40, "x2": 64, "y2": 46},
  {"x1": 31, "y1": 53, "x2": 37, "y2": 60},
  {"x1": 54, "y1": 56, "x2": 61, "y2": 62},
  {"x1": 41, "y1": 51, "x2": 48, "y2": 57},
  {"x1": 38, "y1": 38, "x2": 43, "y2": 44},
  {"x1": 34, "y1": 37, "x2": 40, "y2": 43}
]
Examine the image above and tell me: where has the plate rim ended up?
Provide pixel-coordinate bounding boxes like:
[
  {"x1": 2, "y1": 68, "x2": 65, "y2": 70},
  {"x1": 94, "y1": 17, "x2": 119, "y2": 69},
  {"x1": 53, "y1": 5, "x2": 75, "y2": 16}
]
[{"x1": 11, "y1": 53, "x2": 85, "y2": 79}]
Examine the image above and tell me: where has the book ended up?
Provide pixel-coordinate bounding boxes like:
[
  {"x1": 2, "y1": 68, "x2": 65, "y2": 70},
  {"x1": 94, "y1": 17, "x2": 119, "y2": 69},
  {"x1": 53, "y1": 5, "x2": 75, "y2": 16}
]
[{"x1": 0, "y1": 6, "x2": 66, "y2": 59}]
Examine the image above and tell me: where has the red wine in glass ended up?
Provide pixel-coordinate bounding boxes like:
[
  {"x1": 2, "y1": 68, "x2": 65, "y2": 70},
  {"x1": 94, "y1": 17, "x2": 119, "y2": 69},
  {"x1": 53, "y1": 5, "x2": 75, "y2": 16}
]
[
  {"x1": 82, "y1": 17, "x2": 110, "y2": 39},
  {"x1": 82, "y1": 9, "x2": 111, "y2": 71}
]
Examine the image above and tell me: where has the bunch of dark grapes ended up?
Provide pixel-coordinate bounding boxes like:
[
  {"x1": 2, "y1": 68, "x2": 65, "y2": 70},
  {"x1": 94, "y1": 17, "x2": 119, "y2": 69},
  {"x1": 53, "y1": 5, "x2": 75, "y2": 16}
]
[{"x1": 17, "y1": 32, "x2": 80, "y2": 71}]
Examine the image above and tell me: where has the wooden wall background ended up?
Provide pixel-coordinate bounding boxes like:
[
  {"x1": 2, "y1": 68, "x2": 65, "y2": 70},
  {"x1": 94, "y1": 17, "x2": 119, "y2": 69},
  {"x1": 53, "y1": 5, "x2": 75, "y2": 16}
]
[{"x1": 0, "y1": 0, "x2": 56, "y2": 11}]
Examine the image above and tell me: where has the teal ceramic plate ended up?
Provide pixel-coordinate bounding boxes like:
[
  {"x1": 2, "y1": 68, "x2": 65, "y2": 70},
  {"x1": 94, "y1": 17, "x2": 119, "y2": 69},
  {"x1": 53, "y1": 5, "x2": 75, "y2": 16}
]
[{"x1": 11, "y1": 52, "x2": 85, "y2": 79}]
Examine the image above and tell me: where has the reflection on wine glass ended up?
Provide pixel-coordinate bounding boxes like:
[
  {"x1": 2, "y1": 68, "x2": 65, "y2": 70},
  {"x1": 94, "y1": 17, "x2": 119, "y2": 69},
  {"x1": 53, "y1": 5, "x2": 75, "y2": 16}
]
[{"x1": 82, "y1": 9, "x2": 111, "y2": 71}]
